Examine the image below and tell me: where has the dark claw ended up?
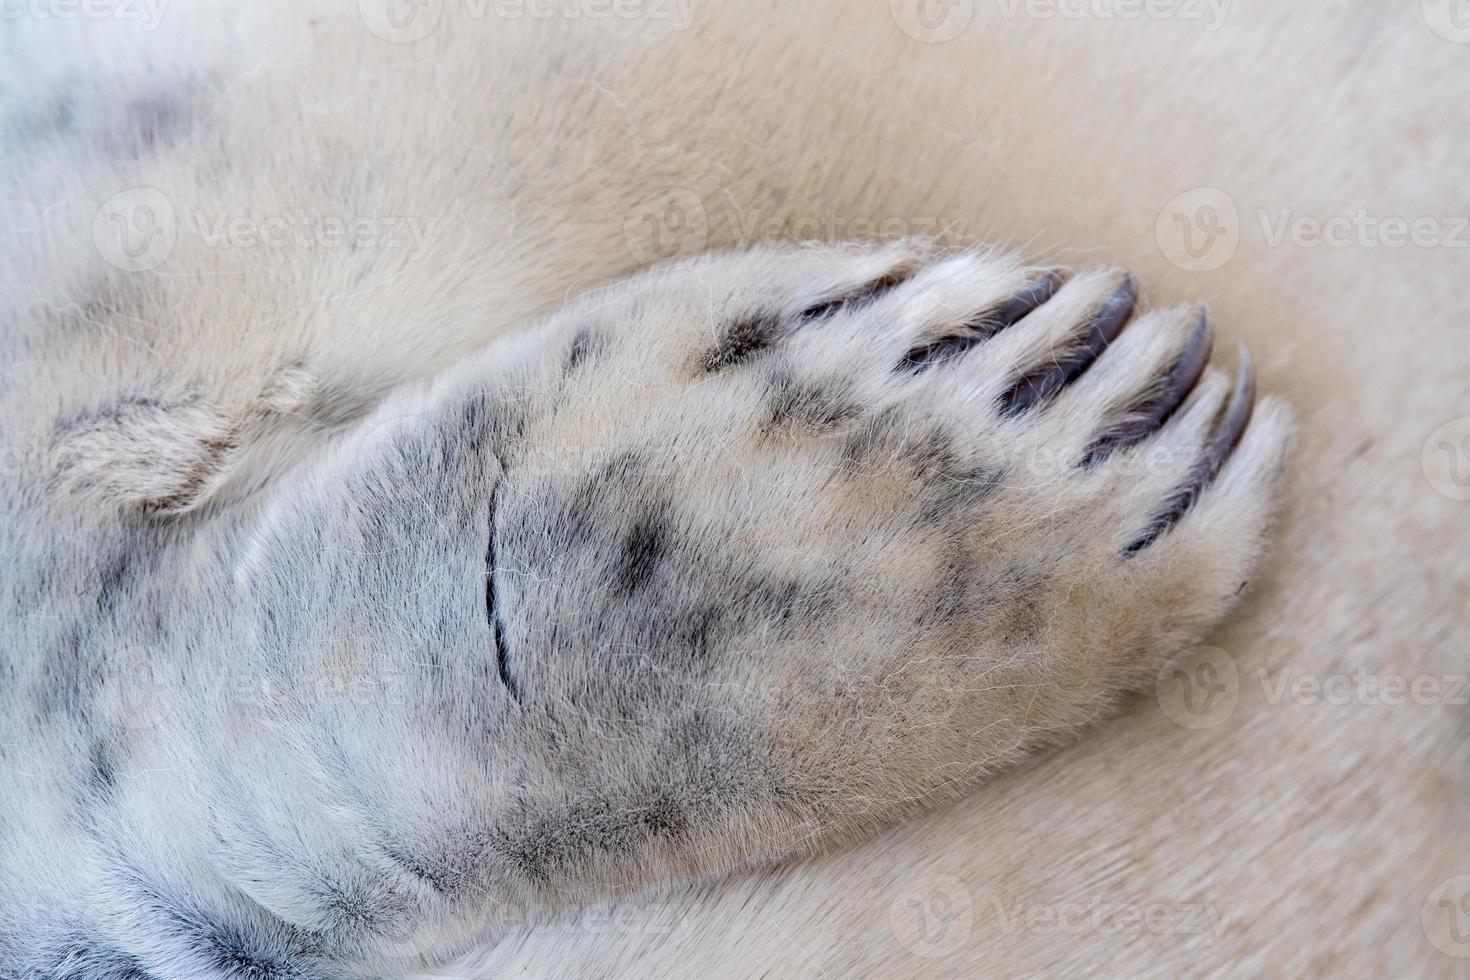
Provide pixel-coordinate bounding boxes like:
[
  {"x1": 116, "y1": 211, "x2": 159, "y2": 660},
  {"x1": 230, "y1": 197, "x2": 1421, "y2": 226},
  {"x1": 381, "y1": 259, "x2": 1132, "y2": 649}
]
[
  {"x1": 1000, "y1": 273, "x2": 1138, "y2": 416},
  {"x1": 984, "y1": 270, "x2": 1068, "y2": 337},
  {"x1": 799, "y1": 266, "x2": 915, "y2": 322},
  {"x1": 1200, "y1": 343, "x2": 1256, "y2": 480},
  {"x1": 1122, "y1": 346, "x2": 1257, "y2": 557},
  {"x1": 900, "y1": 270, "x2": 1066, "y2": 373},
  {"x1": 1079, "y1": 307, "x2": 1213, "y2": 468}
]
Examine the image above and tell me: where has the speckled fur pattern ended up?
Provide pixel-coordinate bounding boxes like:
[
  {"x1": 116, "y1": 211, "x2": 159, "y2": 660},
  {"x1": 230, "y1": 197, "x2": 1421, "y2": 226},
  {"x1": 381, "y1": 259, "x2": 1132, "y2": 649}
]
[{"x1": 0, "y1": 1, "x2": 1457, "y2": 978}]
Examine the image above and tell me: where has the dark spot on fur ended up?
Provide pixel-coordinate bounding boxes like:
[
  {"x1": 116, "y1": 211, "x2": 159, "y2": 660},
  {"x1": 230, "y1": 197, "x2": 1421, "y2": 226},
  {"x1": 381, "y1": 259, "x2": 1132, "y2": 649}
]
[
  {"x1": 614, "y1": 513, "x2": 669, "y2": 594},
  {"x1": 916, "y1": 462, "x2": 1005, "y2": 526},
  {"x1": 2, "y1": 93, "x2": 75, "y2": 147},
  {"x1": 701, "y1": 312, "x2": 781, "y2": 372},
  {"x1": 44, "y1": 95, "x2": 77, "y2": 137},
  {"x1": 557, "y1": 450, "x2": 648, "y2": 543},
  {"x1": 113, "y1": 870, "x2": 317, "y2": 979},
  {"x1": 3, "y1": 87, "x2": 197, "y2": 159},
  {"x1": 86, "y1": 736, "x2": 118, "y2": 795},
  {"x1": 307, "y1": 878, "x2": 411, "y2": 938},
  {"x1": 638, "y1": 791, "x2": 689, "y2": 835},
  {"x1": 487, "y1": 712, "x2": 782, "y2": 888},
  {"x1": 490, "y1": 796, "x2": 642, "y2": 886},
  {"x1": 843, "y1": 421, "x2": 964, "y2": 483},
  {"x1": 296, "y1": 379, "x2": 384, "y2": 430},
  {"x1": 124, "y1": 96, "x2": 187, "y2": 153},
  {"x1": 932, "y1": 559, "x2": 1052, "y2": 645},
  {"x1": 563, "y1": 329, "x2": 604, "y2": 375},
  {"x1": 198, "y1": 933, "x2": 297, "y2": 980},
  {"x1": 764, "y1": 371, "x2": 858, "y2": 432},
  {"x1": 47, "y1": 937, "x2": 156, "y2": 980},
  {"x1": 898, "y1": 427, "x2": 965, "y2": 481},
  {"x1": 755, "y1": 574, "x2": 833, "y2": 628},
  {"x1": 719, "y1": 572, "x2": 837, "y2": 641},
  {"x1": 994, "y1": 593, "x2": 1046, "y2": 648},
  {"x1": 835, "y1": 417, "x2": 1002, "y2": 522},
  {"x1": 32, "y1": 622, "x2": 101, "y2": 725},
  {"x1": 677, "y1": 604, "x2": 724, "y2": 661},
  {"x1": 592, "y1": 449, "x2": 647, "y2": 485},
  {"x1": 95, "y1": 549, "x2": 137, "y2": 615},
  {"x1": 659, "y1": 710, "x2": 789, "y2": 808},
  {"x1": 53, "y1": 393, "x2": 186, "y2": 437},
  {"x1": 380, "y1": 846, "x2": 455, "y2": 896}
]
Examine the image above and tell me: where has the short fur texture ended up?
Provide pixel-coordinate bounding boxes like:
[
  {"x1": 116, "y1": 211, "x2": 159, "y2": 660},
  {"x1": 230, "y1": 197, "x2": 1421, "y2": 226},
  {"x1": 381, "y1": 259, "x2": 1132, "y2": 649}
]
[{"x1": 0, "y1": 1, "x2": 1460, "y2": 977}]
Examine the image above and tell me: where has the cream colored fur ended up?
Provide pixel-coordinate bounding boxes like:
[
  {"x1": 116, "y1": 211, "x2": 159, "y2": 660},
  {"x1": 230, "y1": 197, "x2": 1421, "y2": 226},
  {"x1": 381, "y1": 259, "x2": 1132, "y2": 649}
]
[{"x1": 0, "y1": 0, "x2": 1463, "y2": 976}]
